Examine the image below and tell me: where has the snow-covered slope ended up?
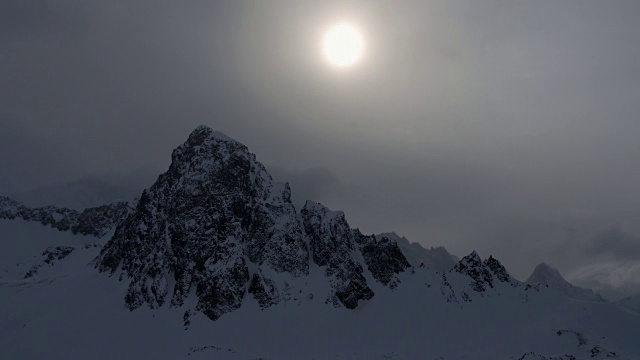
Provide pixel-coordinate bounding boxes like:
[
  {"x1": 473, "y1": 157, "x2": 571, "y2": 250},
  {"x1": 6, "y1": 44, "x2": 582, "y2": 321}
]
[
  {"x1": 617, "y1": 295, "x2": 640, "y2": 315},
  {"x1": 1, "y1": 126, "x2": 639, "y2": 360},
  {"x1": 377, "y1": 231, "x2": 459, "y2": 272},
  {"x1": 2, "y1": 244, "x2": 638, "y2": 359},
  {"x1": 526, "y1": 262, "x2": 606, "y2": 302}
]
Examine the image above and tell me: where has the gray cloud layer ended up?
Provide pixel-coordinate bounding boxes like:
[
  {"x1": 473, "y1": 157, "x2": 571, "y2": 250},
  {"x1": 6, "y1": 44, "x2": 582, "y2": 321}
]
[{"x1": 2, "y1": 1, "x2": 639, "y2": 298}]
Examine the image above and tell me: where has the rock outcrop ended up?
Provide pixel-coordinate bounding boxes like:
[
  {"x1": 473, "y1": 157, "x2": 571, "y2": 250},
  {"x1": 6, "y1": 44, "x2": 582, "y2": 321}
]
[{"x1": 96, "y1": 126, "x2": 411, "y2": 319}]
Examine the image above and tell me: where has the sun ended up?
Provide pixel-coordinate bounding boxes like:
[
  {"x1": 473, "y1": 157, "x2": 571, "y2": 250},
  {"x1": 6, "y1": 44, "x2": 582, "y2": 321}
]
[{"x1": 322, "y1": 24, "x2": 364, "y2": 68}]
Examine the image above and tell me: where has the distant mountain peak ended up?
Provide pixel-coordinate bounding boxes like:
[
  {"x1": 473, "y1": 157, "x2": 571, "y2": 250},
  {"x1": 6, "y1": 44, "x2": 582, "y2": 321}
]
[
  {"x1": 375, "y1": 231, "x2": 458, "y2": 272},
  {"x1": 527, "y1": 263, "x2": 568, "y2": 285},
  {"x1": 527, "y1": 263, "x2": 566, "y2": 285},
  {"x1": 452, "y1": 251, "x2": 516, "y2": 292},
  {"x1": 526, "y1": 262, "x2": 605, "y2": 302}
]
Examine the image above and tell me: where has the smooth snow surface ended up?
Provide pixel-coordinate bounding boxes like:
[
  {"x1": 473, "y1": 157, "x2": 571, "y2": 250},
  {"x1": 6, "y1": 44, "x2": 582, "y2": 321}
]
[{"x1": 617, "y1": 295, "x2": 640, "y2": 315}]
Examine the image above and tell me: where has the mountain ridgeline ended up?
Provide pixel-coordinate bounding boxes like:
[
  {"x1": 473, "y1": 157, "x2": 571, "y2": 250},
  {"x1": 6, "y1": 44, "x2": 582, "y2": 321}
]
[
  {"x1": 0, "y1": 196, "x2": 129, "y2": 238},
  {"x1": 1, "y1": 126, "x2": 607, "y2": 324},
  {"x1": 377, "y1": 231, "x2": 459, "y2": 272},
  {"x1": 5, "y1": 126, "x2": 639, "y2": 359}
]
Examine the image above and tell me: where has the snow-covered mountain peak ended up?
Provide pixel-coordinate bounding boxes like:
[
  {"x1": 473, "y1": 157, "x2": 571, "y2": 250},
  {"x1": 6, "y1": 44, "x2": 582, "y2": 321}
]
[
  {"x1": 457, "y1": 250, "x2": 482, "y2": 268},
  {"x1": 453, "y1": 251, "x2": 493, "y2": 292},
  {"x1": 530, "y1": 262, "x2": 562, "y2": 279},
  {"x1": 452, "y1": 251, "x2": 517, "y2": 293},
  {"x1": 96, "y1": 127, "x2": 310, "y2": 319},
  {"x1": 527, "y1": 263, "x2": 569, "y2": 287},
  {"x1": 190, "y1": 125, "x2": 239, "y2": 144},
  {"x1": 94, "y1": 127, "x2": 413, "y2": 319},
  {"x1": 526, "y1": 262, "x2": 605, "y2": 302}
]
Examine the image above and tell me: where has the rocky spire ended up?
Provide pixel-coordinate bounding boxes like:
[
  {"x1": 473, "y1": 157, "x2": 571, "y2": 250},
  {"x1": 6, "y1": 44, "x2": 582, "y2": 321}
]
[{"x1": 96, "y1": 126, "x2": 309, "y2": 319}]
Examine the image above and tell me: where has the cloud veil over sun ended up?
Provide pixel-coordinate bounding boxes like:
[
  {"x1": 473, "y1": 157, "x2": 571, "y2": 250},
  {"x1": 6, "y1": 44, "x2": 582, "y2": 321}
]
[
  {"x1": 322, "y1": 23, "x2": 364, "y2": 67},
  {"x1": 1, "y1": 0, "x2": 640, "y2": 300}
]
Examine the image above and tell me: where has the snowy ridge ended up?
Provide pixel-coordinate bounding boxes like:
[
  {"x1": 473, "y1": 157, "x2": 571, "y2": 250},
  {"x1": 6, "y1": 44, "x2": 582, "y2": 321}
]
[
  {"x1": 377, "y1": 231, "x2": 459, "y2": 272},
  {"x1": 0, "y1": 196, "x2": 130, "y2": 238},
  {"x1": 526, "y1": 263, "x2": 606, "y2": 302},
  {"x1": 452, "y1": 251, "x2": 518, "y2": 293}
]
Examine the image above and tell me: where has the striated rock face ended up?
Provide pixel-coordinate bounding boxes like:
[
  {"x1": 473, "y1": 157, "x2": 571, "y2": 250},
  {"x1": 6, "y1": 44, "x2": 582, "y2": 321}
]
[
  {"x1": 248, "y1": 272, "x2": 279, "y2": 309},
  {"x1": 0, "y1": 196, "x2": 129, "y2": 237}
]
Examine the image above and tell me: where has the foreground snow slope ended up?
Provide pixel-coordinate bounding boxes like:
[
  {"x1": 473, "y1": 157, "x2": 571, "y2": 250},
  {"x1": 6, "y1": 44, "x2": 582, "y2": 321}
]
[{"x1": 1, "y1": 249, "x2": 639, "y2": 360}]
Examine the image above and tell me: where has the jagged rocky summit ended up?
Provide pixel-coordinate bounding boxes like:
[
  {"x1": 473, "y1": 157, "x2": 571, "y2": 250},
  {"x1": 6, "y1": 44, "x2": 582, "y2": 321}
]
[
  {"x1": 95, "y1": 126, "x2": 411, "y2": 320},
  {"x1": 452, "y1": 251, "x2": 518, "y2": 292}
]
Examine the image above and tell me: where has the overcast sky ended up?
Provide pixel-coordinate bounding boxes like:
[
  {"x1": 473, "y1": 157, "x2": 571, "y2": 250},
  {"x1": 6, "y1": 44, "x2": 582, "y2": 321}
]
[{"x1": 2, "y1": 0, "x2": 639, "y2": 300}]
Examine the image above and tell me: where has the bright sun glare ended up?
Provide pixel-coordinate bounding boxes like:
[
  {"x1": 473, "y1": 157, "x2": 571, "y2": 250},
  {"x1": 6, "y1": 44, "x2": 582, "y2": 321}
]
[{"x1": 322, "y1": 24, "x2": 364, "y2": 68}]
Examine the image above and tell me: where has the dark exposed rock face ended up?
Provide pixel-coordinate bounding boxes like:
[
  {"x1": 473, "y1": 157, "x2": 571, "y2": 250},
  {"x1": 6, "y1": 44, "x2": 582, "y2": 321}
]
[
  {"x1": 357, "y1": 233, "x2": 411, "y2": 288},
  {"x1": 73, "y1": 203, "x2": 131, "y2": 237},
  {"x1": 93, "y1": 127, "x2": 414, "y2": 319},
  {"x1": 453, "y1": 252, "x2": 516, "y2": 293},
  {"x1": 453, "y1": 251, "x2": 495, "y2": 292},
  {"x1": 301, "y1": 201, "x2": 374, "y2": 308},
  {"x1": 96, "y1": 126, "x2": 310, "y2": 319},
  {"x1": 86, "y1": 125, "x2": 564, "y2": 321},
  {"x1": 484, "y1": 255, "x2": 512, "y2": 283},
  {"x1": 24, "y1": 246, "x2": 76, "y2": 278},
  {"x1": 248, "y1": 272, "x2": 279, "y2": 309},
  {"x1": 0, "y1": 196, "x2": 129, "y2": 237}
]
